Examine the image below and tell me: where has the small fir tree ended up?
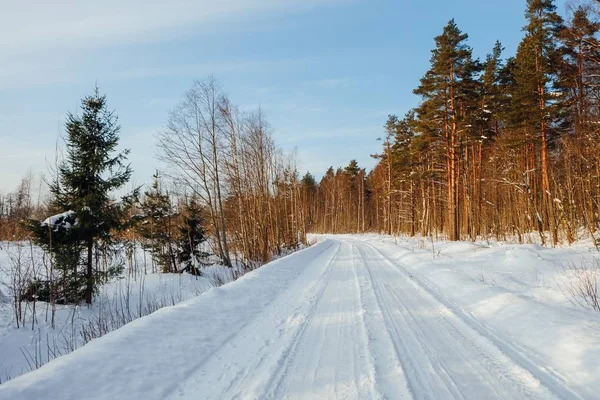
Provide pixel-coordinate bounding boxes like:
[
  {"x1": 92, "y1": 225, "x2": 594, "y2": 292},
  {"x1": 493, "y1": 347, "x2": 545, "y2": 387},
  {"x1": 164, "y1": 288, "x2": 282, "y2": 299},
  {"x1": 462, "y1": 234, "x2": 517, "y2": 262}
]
[
  {"x1": 177, "y1": 199, "x2": 209, "y2": 276},
  {"x1": 135, "y1": 172, "x2": 178, "y2": 273},
  {"x1": 29, "y1": 87, "x2": 136, "y2": 304}
]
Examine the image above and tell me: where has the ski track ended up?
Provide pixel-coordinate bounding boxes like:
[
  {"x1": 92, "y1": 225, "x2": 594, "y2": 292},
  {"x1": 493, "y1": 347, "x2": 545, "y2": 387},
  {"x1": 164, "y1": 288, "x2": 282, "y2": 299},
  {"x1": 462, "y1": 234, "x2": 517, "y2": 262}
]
[
  {"x1": 355, "y1": 242, "x2": 568, "y2": 400},
  {"x1": 169, "y1": 238, "x2": 574, "y2": 400},
  {"x1": 363, "y1": 242, "x2": 586, "y2": 400},
  {"x1": 0, "y1": 237, "x2": 590, "y2": 400}
]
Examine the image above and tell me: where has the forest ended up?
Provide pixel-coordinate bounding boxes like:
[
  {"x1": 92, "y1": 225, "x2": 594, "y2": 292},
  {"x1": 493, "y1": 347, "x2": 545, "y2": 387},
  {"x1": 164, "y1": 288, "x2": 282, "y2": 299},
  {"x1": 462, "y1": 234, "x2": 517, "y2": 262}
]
[
  {"x1": 1, "y1": 0, "x2": 600, "y2": 308},
  {"x1": 305, "y1": 0, "x2": 600, "y2": 248}
]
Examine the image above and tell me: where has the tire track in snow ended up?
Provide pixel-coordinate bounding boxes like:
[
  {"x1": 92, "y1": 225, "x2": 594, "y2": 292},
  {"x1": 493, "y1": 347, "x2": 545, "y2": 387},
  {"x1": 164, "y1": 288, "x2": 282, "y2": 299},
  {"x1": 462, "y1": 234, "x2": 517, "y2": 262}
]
[
  {"x1": 355, "y1": 242, "x2": 464, "y2": 399},
  {"x1": 360, "y1": 241, "x2": 581, "y2": 400},
  {"x1": 346, "y1": 242, "x2": 383, "y2": 400},
  {"x1": 260, "y1": 242, "x2": 342, "y2": 399},
  {"x1": 263, "y1": 241, "x2": 379, "y2": 399},
  {"x1": 160, "y1": 240, "x2": 340, "y2": 400},
  {"x1": 349, "y1": 242, "x2": 413, "y2": 399}
]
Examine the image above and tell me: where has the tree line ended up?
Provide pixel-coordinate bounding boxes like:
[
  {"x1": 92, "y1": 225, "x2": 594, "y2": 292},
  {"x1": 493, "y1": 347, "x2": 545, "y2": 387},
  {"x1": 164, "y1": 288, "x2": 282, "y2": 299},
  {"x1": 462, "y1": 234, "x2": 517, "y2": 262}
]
[
  {"x1": 3, "y1": 0, "x2": 599, "y2": 308},
  {"x1": 304, "y1": 0, "x2": 600, "y2": 247},
  {"x1": 1, "y1": 78, "x2": 306, "y2": 306}
]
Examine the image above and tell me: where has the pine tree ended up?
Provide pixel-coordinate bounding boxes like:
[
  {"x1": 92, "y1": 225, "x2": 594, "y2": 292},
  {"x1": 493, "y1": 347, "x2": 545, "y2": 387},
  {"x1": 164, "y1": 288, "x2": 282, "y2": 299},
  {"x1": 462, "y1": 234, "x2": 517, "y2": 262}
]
[
  {"x1": 556, "y1": 6, "x2": 600, "y2": 242},
  {"x1": 372, "y1": 118, "x2": 395, "y2": 234},
  {"x1": 29, "y1": 87, "x2": 136, "y2": 304},
  {"x1": 390, "y1": 112, "x2": 418, "y2": 235},
  {"x1": 413, "y1": 19, "x2": 481, "y2": 240},
  {"x1": 509, "y1": 0, "x2": 564, "y2": 245},
  {"x1": 558, "y1": 5, "x2": 600, "y2": 135},
  {"x1": 480, "y1": 41, "x2": 509, "y2": 139}
]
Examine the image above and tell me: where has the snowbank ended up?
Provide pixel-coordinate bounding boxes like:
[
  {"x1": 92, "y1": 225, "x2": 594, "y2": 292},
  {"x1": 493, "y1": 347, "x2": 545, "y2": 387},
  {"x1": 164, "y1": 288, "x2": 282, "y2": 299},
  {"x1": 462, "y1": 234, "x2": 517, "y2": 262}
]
[
  {"x1": 0, "y1": 240, "x2": 333, "y2": 399},
  {"x1": 315, "y1": 233, "x2": 600, "y2": 398}
]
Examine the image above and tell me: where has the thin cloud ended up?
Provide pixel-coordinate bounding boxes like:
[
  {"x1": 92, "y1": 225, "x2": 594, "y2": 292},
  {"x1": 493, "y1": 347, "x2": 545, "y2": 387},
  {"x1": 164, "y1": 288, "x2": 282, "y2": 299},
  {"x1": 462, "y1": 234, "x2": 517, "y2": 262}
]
[
  {"x1": 0, "y1": 0, "x2": 354, "y2": 58},
  {"x1": 115, "y1": 58, "x2": 304, "y2": 80},
  {"x1": 0, "y1": 1, "x2": 354, "y2": 88},
  {"x1": 314, "y1": 78, "x2": 356, "y2": 89}
]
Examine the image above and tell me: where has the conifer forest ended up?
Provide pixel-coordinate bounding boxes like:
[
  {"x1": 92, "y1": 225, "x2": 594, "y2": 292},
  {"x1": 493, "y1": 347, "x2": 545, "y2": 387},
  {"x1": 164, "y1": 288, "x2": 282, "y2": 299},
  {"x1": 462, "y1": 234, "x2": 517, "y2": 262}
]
[{"x1": 2, "y1": 1, "x2": 600, "y2": 256}]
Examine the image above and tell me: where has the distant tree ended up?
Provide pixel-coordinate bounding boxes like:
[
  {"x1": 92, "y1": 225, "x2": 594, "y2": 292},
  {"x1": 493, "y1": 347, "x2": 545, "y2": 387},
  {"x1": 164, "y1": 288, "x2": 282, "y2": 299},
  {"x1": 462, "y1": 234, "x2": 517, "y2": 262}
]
[
  {"x1": 177, "y1": 199, "x2": 209, "y2": 276},
  {"x1": 136, "y1": 172, "x2": 178, "y2": 273},
  {"x1": 299, "y1": 172, "x2": 318, "y2": 233},
  {"x1": 391, "y1": 112, "x2": 418, "y2": 236},
  {"x1": 344, "y1": 160, "x2": 361, "y2": 178}
]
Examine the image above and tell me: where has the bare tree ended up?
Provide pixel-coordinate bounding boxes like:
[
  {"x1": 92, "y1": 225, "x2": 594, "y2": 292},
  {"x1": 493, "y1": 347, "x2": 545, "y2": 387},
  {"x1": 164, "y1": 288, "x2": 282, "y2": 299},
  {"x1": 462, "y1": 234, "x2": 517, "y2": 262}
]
[{"x1": 157, "y1": 77, "x2": 232, "y2": 267}]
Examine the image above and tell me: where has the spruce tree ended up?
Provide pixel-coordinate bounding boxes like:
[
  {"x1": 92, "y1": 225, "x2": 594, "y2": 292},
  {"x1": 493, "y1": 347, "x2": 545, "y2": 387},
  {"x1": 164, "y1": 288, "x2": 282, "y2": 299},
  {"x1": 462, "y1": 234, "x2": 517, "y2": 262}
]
[
  {"x1": 29, "y1": 87, "x2": 135, "y2": 304},
  {"x1": 177, "y1": 199, "x2": 209, "y2": 276},
  {"x1": 136, "y1": 172, "x2": 178, "y2": 273},
  {"x1": 301, "y1": 172, "x2": 317, "y2": 189},
  {"x1": 28, "y1": 211, "x2": 85, "y2": 303}
]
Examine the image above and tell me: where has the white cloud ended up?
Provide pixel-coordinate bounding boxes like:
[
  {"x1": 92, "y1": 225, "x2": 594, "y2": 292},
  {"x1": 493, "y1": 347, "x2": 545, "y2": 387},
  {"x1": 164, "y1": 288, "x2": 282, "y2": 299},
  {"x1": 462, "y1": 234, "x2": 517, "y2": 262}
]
[
  {"x1": 0, "y1": 0, "x2": 351, "y2": 58},
  {"x1": 0, "y1": 0, "x2": 353, "y2": 88}
]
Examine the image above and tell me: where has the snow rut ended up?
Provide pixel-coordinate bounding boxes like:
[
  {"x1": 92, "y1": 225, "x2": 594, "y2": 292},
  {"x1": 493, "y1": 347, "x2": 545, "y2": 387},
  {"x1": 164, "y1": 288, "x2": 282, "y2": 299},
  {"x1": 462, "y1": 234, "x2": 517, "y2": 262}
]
[
  {"x1": 168, "y1": 239, "x2": 577, "y2": 400},
  {"x1": 356, "y1": 241, "x2": 580, "y2": 400},
  {"x1": 1, "y1": 237, "x2": 589, "y2": 400},
  {"x1": 163, "y1": 241, "x2": 342, "y2": 400},
  {"x1": 262, "y1": 242, "x2": 380, "y2": 399}
]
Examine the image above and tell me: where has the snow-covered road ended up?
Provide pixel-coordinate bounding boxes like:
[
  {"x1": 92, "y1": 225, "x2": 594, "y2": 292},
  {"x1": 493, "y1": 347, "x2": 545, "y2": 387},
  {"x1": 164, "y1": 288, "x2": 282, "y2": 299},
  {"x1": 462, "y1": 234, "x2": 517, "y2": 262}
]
[{"x1": 0, "y1": 237, "x2": 594, "y2": 399}]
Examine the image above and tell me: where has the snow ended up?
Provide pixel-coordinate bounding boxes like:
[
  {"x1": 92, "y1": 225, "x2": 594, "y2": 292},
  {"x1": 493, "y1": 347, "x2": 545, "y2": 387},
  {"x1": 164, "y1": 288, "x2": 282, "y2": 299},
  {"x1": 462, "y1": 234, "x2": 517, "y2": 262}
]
[
  {"x1": 1, "y1": 235, "x2": 599, "y2": 399},
  {"x1": 41, "y1": 210, "x2": 77, "y2": 230},
  {"x1": 0, "y1": 243, "x2": 232, "y2": 383},
  {"x1": 0, "y1": 273, "x2": 215, "y2": 382}
]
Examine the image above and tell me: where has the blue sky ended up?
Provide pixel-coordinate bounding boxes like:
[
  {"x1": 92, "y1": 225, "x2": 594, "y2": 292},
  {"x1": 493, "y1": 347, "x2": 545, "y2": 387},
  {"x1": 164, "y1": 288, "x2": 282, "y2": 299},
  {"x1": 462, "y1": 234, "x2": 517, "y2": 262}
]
[{"x1": 0, "y1": 0, "x2": 540, "y2": 193}]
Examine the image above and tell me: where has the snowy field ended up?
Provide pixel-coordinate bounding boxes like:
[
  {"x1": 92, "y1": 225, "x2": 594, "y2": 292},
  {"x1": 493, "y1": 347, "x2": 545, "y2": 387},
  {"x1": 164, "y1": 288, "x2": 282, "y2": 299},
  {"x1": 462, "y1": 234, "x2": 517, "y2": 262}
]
[
  {"x1": 0, "y1": 235, "x2": 599, "y2": 399},
  {"x1": 0, "y1": 242, "x2": 237, "y2": 383}
]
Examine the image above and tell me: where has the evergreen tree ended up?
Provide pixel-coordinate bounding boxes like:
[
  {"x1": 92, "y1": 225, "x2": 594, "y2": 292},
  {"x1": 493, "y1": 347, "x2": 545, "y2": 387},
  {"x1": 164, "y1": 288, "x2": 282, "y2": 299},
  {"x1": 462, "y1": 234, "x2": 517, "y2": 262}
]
[
  {"x1": 558, "y1": 5, "x2": 600, "y2": 135},
  {"x1": 136, "y1": 172, "x2": 178, "y2": 273},
  {"x1": 344, "y1": 160, "x2": 361, "y2": 178},
  {"x1": 301, "y1": 172, "x2": 317, "y2": 189},
  {"x1": 413, "y1": 19, "x2": 481, "y2": 240},
  {"x1": 27, "y1": 211, "x2": 85, "y2": 303},
  {"x1": 390, "y1": 111, "x2": 417, "y2": 173},
  {"x1": 390, "y1": 112, "x2": 418, "y2": 236},
  {"x1": 509, "y1": 0, "x2": 564, "y2": 245},
  {"x1": 29, "y1": 87, "x2": 136, "y2": 304},
  {"x1": 556, "y1": 6, "x2": 600, "y2": 241},
  {"x1": 300, "y1": 172, "x2": 318, "y2": 231},
  {"x1": 480, "y1": 41, "x2": 508, "y2": 140},
  {"x1": 177, "y1": 199, "x2": 209, "y2": 276}
]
